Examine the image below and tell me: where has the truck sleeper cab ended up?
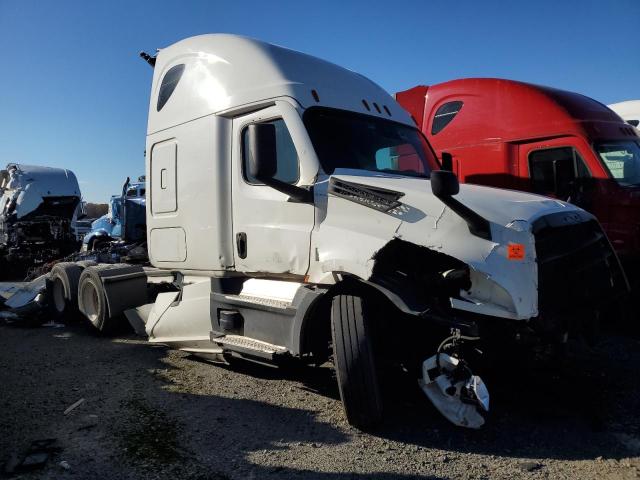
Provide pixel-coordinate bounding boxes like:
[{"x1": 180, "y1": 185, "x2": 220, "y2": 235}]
[{"x1": 69, "y1": 37, "x2": 626, "y2": 429}]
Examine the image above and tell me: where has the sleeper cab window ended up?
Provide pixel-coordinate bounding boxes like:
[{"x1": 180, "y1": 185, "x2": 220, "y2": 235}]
[
  {"x1": 156, "y1": 64, "x2": 186, "y2": 111},
  {"x1": 431, "y1": 101, "x2": 463, "y2": 135},
  {"x1": 242, "y1": 118, "x2": 300, "y2": 185}
]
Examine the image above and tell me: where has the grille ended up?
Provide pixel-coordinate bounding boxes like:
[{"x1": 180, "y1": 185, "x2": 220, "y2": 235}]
[{"x1": 533, "y1": 212, "x2": 627, "y2": 313}]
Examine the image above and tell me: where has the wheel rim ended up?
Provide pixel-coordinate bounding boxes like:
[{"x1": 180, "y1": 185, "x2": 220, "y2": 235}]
[
  {"x1": 81, "y1": 280, "x2": 100, "y2": 324},
  {"x1": 52, "y1": 278, "x2": 66, "y2": 313}
]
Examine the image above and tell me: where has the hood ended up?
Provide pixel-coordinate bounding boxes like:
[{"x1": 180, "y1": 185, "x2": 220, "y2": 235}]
[
  {"x1": 328, "y1": 169, "x2": 578, "y2": 229},
  {"x1": 309, "y1": 169, "x2": 594, "y2": 321}
]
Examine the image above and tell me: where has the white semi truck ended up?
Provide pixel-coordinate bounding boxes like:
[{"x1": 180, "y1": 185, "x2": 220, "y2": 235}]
[
  {"x1": 609, "y1": 100, "x2": 640, "y2": 130},
  {"x1": 48, "y1": 35, "x2": 627, "y2": 429}
]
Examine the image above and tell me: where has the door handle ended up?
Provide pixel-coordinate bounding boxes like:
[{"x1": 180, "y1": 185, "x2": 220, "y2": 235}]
[{"x1": 236, "y1": 232, "x2": 247, "y2": 259}]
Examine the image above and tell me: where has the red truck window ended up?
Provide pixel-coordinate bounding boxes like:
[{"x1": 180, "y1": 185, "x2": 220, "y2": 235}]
[
  {"x1": 596, "y1": 140, "x2": 640, "y2": 187},
  {"x1": 432, "y1": 101, "x2": 463, "y2": 135},
  {"x1": 529, "y1": 147, "x2": 590, "y2": 199}
]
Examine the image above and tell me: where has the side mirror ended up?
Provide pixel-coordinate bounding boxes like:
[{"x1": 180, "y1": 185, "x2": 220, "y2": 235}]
[
  {"x1": 245, "y1": 122, "x2": 313, "y2": 203},
  {"x1": 247, "y1": 123, "x2": 277, "y2": 181},
  {"x1": 431, "y1": 170, "x2": 460, "y2": 197}
]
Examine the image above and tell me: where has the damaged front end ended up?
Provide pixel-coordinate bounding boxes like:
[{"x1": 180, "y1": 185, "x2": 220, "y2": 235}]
[
  {"x1": 0, "y1": 164, "x2": 82, "y2": 274},
  {"x1": 311, "y1": 170, "x2": 628, "y2": 428}
]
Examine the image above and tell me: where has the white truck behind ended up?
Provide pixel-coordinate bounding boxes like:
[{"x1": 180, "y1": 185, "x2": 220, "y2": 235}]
[
  {"x1": 609, "y1": 100, "x2": 640, "y2": 130},
  {"x1": 0, "y1": 164, "x2": 82, "y2": 276},
  {"x1": 49, "y1": 35, "x2": 627, "y2": 429}
]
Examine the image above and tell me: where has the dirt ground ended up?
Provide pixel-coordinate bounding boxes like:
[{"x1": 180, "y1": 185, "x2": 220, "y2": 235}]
[{"x1": 1, "y1": 319, "x2": 640, "y2": 480}]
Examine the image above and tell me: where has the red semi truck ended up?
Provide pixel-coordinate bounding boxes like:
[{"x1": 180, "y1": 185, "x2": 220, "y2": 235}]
[{"x1": 396, "y1": 79, "x2": 640, "y2": 267}]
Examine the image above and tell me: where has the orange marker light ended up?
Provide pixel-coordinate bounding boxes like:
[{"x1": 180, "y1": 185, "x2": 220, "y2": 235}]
[{"x1": 507, "y1": 243, "x2": 525, "y2": 260}]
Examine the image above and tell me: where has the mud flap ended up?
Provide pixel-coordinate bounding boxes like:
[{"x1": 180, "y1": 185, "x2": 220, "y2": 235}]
[{"x1": 418, "y1": 353, "x2": 489, "y2": 429}]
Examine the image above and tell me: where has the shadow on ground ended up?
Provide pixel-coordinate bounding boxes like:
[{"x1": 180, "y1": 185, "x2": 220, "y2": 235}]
[
  {"x1": 1, "y1": 320, "x2": 639, "y2": 479},
  {"x1": 182, "y1": 334, "x2": 640, "y2": 462}
]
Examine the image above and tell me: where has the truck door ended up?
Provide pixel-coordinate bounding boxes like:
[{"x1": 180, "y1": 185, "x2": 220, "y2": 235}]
[
  {"x1": 518, "y1": 139, "x2": 595, "y2": 211},
  {"x1": 231, "y1": 103, "x2": 315, "y2": 276}
]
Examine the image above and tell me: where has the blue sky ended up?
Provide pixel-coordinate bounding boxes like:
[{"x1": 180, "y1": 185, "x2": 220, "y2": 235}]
[{"x1": 0, "y1": 0, "x2": 638, "y2": 201}]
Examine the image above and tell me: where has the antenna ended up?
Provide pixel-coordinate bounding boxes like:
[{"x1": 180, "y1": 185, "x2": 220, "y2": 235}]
[{"x1": 139, "y1": 51, "x2": 156, "y2": 68}]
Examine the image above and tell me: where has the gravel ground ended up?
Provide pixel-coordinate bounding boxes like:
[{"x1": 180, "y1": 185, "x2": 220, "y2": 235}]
[{"x1": 1, "y1": 319, "x2": 640, "y2": 480}]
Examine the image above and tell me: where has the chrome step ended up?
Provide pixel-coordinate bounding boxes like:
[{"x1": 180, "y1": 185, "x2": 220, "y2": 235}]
[
  {"x1": 210, "y1": 333, "x2": 287, "y2": 359},
  {"x1": 221, "y1": 293, "x2": 292, "y2": 310}
]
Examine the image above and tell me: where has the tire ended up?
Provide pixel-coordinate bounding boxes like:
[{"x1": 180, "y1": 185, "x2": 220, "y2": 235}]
[
  {"x1": 78, "y1": 265, "x2": 114, "y2": 333},
  {"x1": 331, "y1": 294, "x2": 382, "y2": 429},
  {"x1": 49, "y1": 262, "x2": 83, "y2": 320}
]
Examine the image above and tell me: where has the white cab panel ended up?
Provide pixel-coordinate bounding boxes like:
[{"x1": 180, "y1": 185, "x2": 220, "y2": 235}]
[
  {"x1": 149, "y1": 227, "x2": 187, "y2": 262},
  {"x1": 146, "y1": 115, "x2": 234, "y2": 272}
]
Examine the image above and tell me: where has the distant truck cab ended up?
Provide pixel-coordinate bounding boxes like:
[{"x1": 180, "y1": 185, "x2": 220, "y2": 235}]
[
  {"x1": 396, "y1": 79, "x2": 640, "y2": 262},
  {"x1": 0, "y1": 163, "x2": 82, "y2": 274},
  {"x1": 609, "y1": 100, "x2": 640, "y2": 130},
  {"x1": 82, "y1": 176, "x2": 146, "y2": 251}
]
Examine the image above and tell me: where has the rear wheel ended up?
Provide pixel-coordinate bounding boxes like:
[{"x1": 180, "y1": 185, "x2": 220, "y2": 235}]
[
  {"x1": 331, "y1": 293, "x2": 382, "y2": 429},
  {"x1": 49, "y1": 262, "x2": 83, "y2": 320},
  {"x1": 78, "y1": 266, "x2": 113, "y2": 333}
]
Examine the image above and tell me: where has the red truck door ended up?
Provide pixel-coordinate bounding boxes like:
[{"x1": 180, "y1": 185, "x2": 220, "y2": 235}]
[{"x1": 518, "y1": 138, "x2": 597, "y2": 213}]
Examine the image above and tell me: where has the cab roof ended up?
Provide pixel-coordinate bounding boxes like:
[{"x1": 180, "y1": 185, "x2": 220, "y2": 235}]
[
  {"x1": 1, "y1": 163, "x2": 80, "y2": 197},
  {"x1": 398, "y1": 78, "x2": 637, "y2": 147},
  {"x1": 608, "y1": 100, "x2": 640, "y2": 124},
  {"x1": 147, "y1": 34, "x2": 411, "y2": 134}
]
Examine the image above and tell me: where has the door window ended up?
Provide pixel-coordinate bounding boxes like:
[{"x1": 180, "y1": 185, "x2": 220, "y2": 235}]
[
  {"x1": 529, "y1": 147, "x2": 590, "y2": 199},
  {"x1": 242, "y1": 118, "x2": 299, "y2": 185}
]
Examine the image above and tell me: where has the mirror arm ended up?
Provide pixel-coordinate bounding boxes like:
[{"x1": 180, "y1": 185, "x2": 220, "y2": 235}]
[
  {"x1": 258, "y1": 176, "x2": 314, "y2": 203},
  {"x1": 443, "y1": 196, "x2": 492, "y2": 240},
  {"x1": 433, "y1": 190, "x2": 492, "y2": 240}
]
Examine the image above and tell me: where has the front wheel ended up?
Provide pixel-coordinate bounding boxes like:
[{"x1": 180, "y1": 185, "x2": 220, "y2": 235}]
[{"x1": 331, "y1": 294, "x2": 382, "y2": 429}]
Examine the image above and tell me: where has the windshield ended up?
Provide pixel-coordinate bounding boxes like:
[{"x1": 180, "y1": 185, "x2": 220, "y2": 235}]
[
  {"x1": 596, "y1": 140, "x2": 640, "y2": 187},
  {"x1": 303, "y1": 107, "x2": 436, "y2": 177}
]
